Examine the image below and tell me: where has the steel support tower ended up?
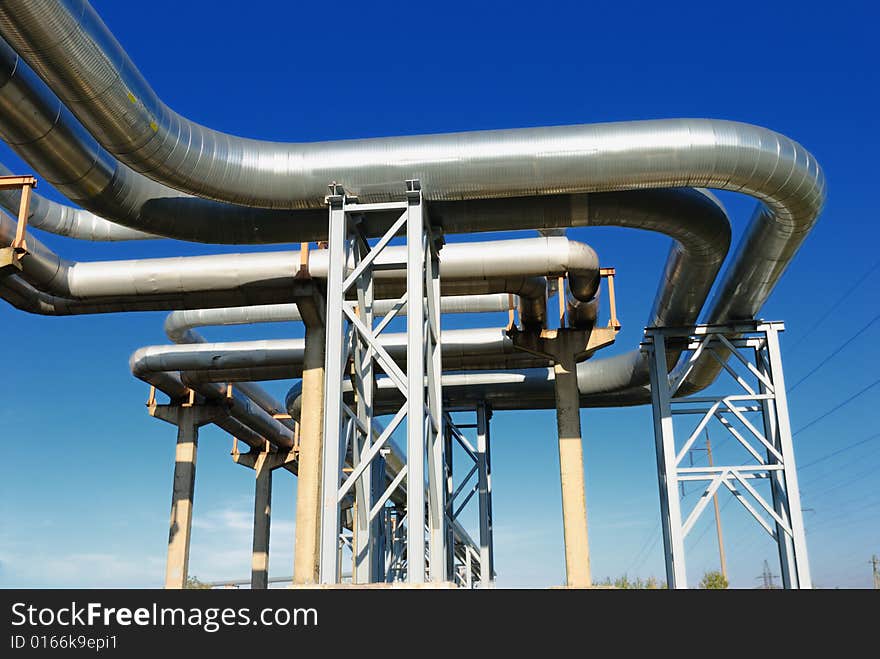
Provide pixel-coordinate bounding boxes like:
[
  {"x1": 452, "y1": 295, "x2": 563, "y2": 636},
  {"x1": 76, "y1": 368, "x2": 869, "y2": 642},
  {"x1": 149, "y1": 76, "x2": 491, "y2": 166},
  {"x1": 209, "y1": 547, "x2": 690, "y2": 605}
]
[
  {"x1": 318, "y1": 180, "x2": 447, "y2": 584},
  {"x1": 643, "y1": 321, "x2": 811, "y2": 589}
]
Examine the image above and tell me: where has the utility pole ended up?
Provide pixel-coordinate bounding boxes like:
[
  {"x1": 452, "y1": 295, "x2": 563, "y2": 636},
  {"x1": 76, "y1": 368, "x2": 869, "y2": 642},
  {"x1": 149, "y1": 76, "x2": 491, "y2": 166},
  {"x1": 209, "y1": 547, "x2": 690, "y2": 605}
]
[
  {"x1": 872, "y1": 555, "x2": 880, "y2": 590},
  {"x1": 705, "y1": 430, "x2": 728, "y2": 580}
]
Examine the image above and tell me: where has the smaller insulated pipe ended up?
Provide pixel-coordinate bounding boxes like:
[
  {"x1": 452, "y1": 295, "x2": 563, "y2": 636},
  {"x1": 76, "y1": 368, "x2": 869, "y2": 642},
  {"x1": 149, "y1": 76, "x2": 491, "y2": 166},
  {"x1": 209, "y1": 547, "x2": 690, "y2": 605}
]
[
  {"x1": 3, "y1": 219, "x2": 584, "y2": 327},
  {"x1": 130, "y1": 356, "x2": 294, "y2": 450},
  {"x1": 0, "y1": 161, "x2": 156, "y2": 241},
  {"x1": 163, "y1": 294, "x2": 514, "y2": 343},
  {"x1": 131, "y1": 329, "x2": 551, "y2": 386}
]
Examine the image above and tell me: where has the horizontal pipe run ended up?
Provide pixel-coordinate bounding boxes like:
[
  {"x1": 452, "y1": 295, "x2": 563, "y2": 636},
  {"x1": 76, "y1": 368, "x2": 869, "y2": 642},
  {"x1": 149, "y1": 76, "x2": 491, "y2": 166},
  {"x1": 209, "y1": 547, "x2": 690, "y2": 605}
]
[
  {"x1": 163, "y1": 294, "x2": 514, "y2": 344},
  {"x1": 131, "y1": 328, "x2": 552, "y2": 385},
  {"x1": 1, "y1": 226, "x2": 579, "y2": 316}
]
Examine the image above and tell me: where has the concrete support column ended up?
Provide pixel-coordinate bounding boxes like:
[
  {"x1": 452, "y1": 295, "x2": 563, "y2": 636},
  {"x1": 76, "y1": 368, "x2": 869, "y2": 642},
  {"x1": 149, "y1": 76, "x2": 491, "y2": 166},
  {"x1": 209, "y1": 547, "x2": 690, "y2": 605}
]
[
  {"x1": 508, "y1": 326, "x2": 617, "y2": 589},
  {"x1": 293, "y1": 324, "x2": 325, "y2": 585},
  {"x1": 553, "y1": 352, "x2": 591, "y2": 588},
  {"x1": 153, "y1": 404, "x2": 224, "y2": 590},
  {"x1": 165, "y1": 408, "x2": 199, "y2": 589},
  {"x1": 232, "y1": 444, "x2": 295, "y2": 590},
  {"x1": 251, "y1": 461, "x2": 273, "y2": 589}
]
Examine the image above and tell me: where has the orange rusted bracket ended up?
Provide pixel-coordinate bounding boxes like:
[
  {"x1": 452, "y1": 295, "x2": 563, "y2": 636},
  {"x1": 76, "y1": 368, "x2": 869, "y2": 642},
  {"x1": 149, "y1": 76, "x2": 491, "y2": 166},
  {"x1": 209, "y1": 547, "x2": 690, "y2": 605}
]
[
  {"x1": 0, "y1": 175, "x2": 37, "y2": 275},
  {"x1": 232, "y1": 435, "x2": 297, "y2": 474},
  {"x1": 506, "y1": 293, "x2": 516, "y2": 330},
  {"x1": 600, "y1": 267, "x2": 621, "y2": 330},
  {"x1": 297, "y1": 241, "x2": 311, "y2": 277},
  {"x1": 146, "y1": 385, "x2": 158, "y2": 416},
  {"x1": 0, "y1": 175, "x2": 37, "y2": 252}
]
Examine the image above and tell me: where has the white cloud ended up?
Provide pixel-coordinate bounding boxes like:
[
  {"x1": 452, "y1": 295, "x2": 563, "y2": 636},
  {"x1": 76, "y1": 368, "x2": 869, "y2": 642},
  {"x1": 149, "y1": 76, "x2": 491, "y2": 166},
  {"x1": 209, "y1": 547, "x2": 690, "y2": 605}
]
[
  {"x1": 0, "y1": 545, "x2": 165, "y2": 588},
  {"x1": 0, "y1": 498, "x2": 296, "y2": 588}
]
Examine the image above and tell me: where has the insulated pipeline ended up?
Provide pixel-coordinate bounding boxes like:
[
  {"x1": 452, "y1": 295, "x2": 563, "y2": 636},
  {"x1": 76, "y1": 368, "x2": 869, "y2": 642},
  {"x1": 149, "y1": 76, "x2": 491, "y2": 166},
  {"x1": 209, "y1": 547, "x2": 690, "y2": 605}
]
[
  {"x1": 1, "y1": 226, "x2": 592, "y2": 320},
  {"x1": 130, "y1": 329, "x2": 550, "y2": 386},
  {"x1": 0, "y1": 5, "x2": 821, "y2": 244},
  {"x1": 0, "y1": 33, "x2": 743, "y2": 250},
  {"x1": 0, "y1": 161, "x2": 156, "y2": 241},
  {"x1": 0, "y1": 0, "x2": 827, "y2": 410},
  {"x1": 163, "y1": 294, "x2": 514, "y2": 344}
]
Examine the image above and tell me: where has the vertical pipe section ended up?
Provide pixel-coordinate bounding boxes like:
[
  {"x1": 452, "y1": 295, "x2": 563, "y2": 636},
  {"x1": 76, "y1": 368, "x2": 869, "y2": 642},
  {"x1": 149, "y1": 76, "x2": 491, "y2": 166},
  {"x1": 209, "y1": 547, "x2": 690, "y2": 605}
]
[
  {"x1": 251, "y1": 460, "x2": 273, "y2": 590},
  {"x1": 553, "y1": 352, "x2": 592, "y2": 588},
  {"x1": 294, "y1": 323, "x2": 325, "y2": 585},
  {"x1": 165, "y1": 407, "x2": 199, "y2": 590}
]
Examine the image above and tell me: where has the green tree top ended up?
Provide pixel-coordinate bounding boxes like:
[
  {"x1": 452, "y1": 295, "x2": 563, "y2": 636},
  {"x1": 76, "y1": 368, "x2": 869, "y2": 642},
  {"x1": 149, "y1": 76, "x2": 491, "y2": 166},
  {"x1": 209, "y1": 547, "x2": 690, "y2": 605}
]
[{"x1": 699, "y1": 570, "x2": 729, "y2": 589}]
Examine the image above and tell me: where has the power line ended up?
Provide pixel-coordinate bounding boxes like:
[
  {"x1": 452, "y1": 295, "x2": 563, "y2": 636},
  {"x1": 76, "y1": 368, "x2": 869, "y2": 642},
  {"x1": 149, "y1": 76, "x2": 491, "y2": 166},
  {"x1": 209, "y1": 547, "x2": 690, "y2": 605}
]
[
  {"x1": 627, "y1": 522, "x2": 660, "y2": 574},
  {"x1": 792, "y1": 377, "x2": 880, "y2": 436},
  {"x1": 798, "y1": 432, "x2": 880, "y2": 470},
  {"x1": 798, "y1": 443, "x2": 880, "y2": 491},
  {"x1": 789, "y1": 312, "x2": 880, "y2": 393},
  {"x1": 787, "y1": 259, "x2": 880, "y2": 352},
  {"x1": 806, "y1": 497, "x2": 880, "y2": 532},
  {"x1": 802, "y1": 464, "x2": 878, "y2": 500}
]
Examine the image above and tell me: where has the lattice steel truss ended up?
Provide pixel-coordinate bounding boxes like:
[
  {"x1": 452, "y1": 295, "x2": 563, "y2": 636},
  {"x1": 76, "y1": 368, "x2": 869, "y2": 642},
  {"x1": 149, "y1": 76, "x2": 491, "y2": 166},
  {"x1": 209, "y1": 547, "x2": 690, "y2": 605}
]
[
  {"x1": 643, "y1": 321, "x2": 811, "y2": 589},
  {"x1": 319, "y1": 180, "x2": 447, "y2": 584},
  {"x1": 445, "y1": 403, "x2": 495, "y2": 588}
]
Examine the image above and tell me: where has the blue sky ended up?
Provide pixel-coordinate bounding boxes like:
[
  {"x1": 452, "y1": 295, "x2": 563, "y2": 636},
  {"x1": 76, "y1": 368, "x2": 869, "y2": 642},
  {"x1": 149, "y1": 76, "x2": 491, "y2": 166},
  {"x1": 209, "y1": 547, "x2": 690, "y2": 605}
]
[{"x1": 0, "y1": 0, "x2": 877, "y2": 588}]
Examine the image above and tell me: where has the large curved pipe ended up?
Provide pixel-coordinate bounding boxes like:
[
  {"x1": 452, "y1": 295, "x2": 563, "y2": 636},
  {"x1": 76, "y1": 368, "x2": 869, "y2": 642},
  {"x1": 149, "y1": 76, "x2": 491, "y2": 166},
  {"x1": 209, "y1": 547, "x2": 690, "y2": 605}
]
[
  {"x1": 576, "y1": 188, "x2": 730, "y2": 393},
  {"x1": 325, "y1": 174, "x2": 812, "y2": 408},
  {"x1": 0, "y1": 7, "x2": 822, "y2": 255},
  {"x1": 0, "y1": 1, "x2": 824, "y2": 231},
  {"x1": 0, "y1": 22, "x2": 739, "y2": 385},
  {"x1": 0, "y1": 34, "x2": 321, "y2": 244},
  {"x1": 0, "y1": 34, "x2": 720, "y2": 249}
]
